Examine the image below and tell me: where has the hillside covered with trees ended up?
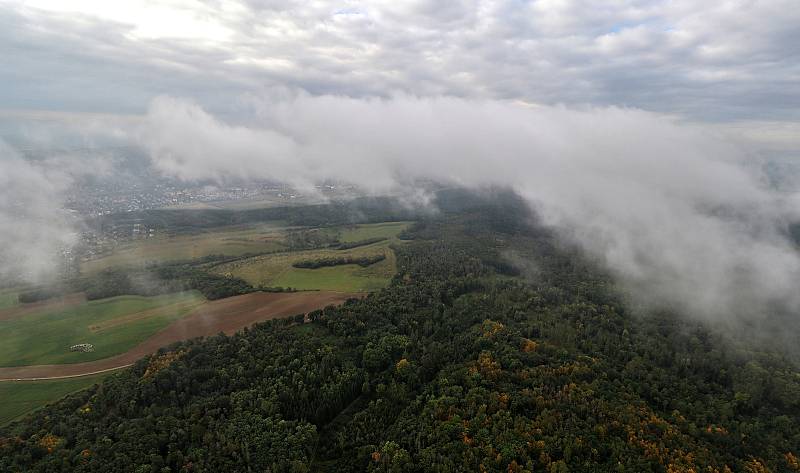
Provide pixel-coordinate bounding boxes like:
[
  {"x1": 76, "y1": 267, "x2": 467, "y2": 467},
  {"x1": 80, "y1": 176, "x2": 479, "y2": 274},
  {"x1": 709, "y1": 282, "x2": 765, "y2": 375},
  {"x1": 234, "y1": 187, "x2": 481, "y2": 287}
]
[{"x1": 2, "y1": 195, "x2": 799, "y2": 472}]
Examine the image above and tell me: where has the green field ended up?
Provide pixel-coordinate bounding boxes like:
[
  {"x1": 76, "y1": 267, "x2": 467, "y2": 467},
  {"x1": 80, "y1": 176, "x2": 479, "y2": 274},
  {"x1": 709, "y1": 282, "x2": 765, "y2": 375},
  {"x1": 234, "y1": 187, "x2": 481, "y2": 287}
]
[
  {"x1": 271, "y1": 252, "x2": 397, "y2": 292},
  {"x1": 0, "y1": 292, "x2": 205, "y2": 367},
  {"x1": 81, "y1": 223, "x2": 289, "y2": 273},
  {"x1": 213, "y1": 222, "x2": 410, "y2": 292},
  {"x1": 0, "y1": 288, "x2": 18, "y2": 310},
  {"x1": 0, "y1": 372, "x2": 111, "y2": 425}
]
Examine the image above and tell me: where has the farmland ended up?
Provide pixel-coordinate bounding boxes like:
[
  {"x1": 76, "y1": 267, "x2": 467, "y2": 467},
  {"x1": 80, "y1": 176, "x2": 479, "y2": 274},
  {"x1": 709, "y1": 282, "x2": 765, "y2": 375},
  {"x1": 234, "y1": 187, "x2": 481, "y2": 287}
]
[
  {"x1": 211, "y1": 222, "x2": 410, "y2": 292},
  {"x1": 1, "y1": 219, "x2": 411, "y2": 426},
  {"x1": 0, "y1": 373, "x2": 111, "y2": 425},
  {"x1": 0, "y1": 292, "x2": 204, "y2": 367},
  {"x1": 0, "y1": 288, "x2": 18, "y2": 310},
  {"x1": 0, "y1": 291, "x2": 359, "y2": 381},
  {"x1": 0, "y1": 290, "x2": 359, "y2": 425},
  {"x1": 81, "y1": 223, "x2": 289, "y2": 273}
]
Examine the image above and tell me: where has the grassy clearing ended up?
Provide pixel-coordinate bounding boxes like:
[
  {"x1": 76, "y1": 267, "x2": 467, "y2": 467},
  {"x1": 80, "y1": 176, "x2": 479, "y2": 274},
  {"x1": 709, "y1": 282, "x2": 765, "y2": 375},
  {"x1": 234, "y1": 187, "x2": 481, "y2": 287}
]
[
  {"x1": 0, "y1": 372, "x2": 111, "y2": 426},
  {"x1": 272, "y1": 260, "x2": 394, "y2": 292},
  {"x1": 0, "y1": 292, "x2": 205, "y2": 367},
  {"x1": 81, "y1": 223, "x2": 289, "y2": 273},
  {"x1": 213, "y1": 222, "x2": 409, "y2": 292},
  {"x1": 213, "y1": 244, "x2": 394, "y2": 292},
  {"x1": 0, "y1": 288, "x2": 18, "y2": 310}
]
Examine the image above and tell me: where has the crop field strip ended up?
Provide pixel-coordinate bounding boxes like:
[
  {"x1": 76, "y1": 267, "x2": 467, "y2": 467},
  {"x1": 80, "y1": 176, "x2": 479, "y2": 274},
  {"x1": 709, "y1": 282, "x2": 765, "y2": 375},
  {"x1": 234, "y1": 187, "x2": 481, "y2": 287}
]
[
  {"x1": 0, "y1": 287, "x2": 20, "y2": 310},
  {"x1": 0, "y1": 291, "x2": 360, "y2": 382},
  {"x1": 87, "y1": 298, "x2": 207, "y2": 334},
  {"x1": 0, "y1": 289, "x2": 19, "y2": 310},
  {"x1": 0, "y1": 292, "x2": 205, "y2": 367},
  {"x1": 80, "y1": 222, "x2": 291, "y2": 273}
]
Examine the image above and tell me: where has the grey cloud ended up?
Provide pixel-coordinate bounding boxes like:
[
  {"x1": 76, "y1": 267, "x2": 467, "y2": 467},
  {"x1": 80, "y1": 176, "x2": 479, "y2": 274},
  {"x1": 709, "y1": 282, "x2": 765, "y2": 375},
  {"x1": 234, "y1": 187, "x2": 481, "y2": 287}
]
[
  {"x1": 139, "y1": 94, "x2": 800, "y2": 321},
  {"x1": 1, "y1": 1, "x2": 798, "y2": 122}
]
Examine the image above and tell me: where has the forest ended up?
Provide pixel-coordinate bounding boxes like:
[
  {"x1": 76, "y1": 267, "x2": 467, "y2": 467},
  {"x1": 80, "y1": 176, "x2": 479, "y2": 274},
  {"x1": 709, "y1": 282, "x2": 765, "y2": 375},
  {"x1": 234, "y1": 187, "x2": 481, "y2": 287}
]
[
  {"x1": 1, "y1": 192, "x2": 799, "y2": 472},
  {"x1": 292, "y1": 254, "x2": 387, "y2": 269}
]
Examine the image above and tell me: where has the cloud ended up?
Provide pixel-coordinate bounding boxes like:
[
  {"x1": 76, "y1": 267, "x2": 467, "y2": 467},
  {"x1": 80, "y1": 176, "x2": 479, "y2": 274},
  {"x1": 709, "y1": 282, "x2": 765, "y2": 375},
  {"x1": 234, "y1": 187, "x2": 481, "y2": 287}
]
[
  {"x1": 0, "y1": 141, "x2": 77, "y2": 283},
  {"x1": 1, "y1": 0, "x2": 798, "y2": 121},
  {"x1": 140, "y1": 94, "x2": 800, "y2": 321}
]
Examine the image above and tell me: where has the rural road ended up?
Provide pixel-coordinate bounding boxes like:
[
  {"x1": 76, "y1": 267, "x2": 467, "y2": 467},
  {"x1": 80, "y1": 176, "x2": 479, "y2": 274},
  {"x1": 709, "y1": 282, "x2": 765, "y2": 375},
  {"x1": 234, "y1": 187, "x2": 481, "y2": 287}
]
[{"x1": 0, "y1": 291, "x2": 359, "y2": 382}]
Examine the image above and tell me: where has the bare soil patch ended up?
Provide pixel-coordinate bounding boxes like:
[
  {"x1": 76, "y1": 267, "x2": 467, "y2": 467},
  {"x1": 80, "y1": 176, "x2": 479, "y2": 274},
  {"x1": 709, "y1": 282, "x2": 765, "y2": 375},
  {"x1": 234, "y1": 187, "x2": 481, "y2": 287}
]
[{"x1": 0, "y1": 291, "x2": 359, "y2": 381}]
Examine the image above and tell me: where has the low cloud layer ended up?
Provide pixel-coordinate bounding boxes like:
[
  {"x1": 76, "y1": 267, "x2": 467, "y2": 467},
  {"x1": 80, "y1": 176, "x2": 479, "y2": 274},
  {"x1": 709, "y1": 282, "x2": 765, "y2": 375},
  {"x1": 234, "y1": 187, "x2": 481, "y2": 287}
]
[
  {"x1": 141, "y1": 95, "x2": 800, "y2": 320},
  {"x1": 0, "y1": 141, "x2": 77, "y2": 283}
]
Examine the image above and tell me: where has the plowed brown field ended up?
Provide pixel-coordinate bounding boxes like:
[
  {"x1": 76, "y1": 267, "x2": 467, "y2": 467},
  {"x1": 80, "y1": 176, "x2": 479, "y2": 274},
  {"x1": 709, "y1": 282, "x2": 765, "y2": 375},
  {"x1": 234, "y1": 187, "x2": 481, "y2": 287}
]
[{"x1": 0, "y1": 291, "x2": 359, "y2": 381}]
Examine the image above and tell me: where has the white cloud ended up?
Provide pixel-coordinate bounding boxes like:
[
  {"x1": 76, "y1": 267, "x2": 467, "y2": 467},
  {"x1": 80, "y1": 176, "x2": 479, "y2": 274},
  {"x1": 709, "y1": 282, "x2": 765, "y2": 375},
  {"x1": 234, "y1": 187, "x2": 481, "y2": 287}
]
[
  {"x1": 0, "y1": 0, "x2": 797, "y2": 121},
  {"x1": 0, "y1": 141, "x2": 77, "y2": 283},
  {"x1": 18, "y1": 0, "x2": 239, "y2": 43}
]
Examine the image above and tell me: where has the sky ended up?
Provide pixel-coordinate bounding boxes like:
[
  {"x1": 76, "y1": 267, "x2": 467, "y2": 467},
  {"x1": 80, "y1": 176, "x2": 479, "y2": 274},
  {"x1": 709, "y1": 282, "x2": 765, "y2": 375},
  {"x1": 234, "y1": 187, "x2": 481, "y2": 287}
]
[{"x1": 0, "y1": 0, "x2": 798, "y2": 128}]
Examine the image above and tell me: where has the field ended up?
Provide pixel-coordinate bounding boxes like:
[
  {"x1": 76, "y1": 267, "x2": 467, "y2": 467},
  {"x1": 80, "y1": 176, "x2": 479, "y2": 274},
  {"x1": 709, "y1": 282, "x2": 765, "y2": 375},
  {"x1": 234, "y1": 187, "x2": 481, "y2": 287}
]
[
  {"x1": 0, "y1": 373, "x2": 111, "y2": 425},
  {"x1": 212, "y1": 222, "x2": 410, "y2": 292},
  {"x1": 81, "y1": 223, "x2": 290, "y2": 273},
  {"x1": 0, "y1": 288, "x2": 18, "y2": 310},
  {"x1": 0, "y1": 292, "x2": 204, "y2": 367},
  {"x1": 0, "y1": 291, "x2": 357, "y2": 424},
  {"x1": 0, "y1": 291, "x2": 358, "y2": 381}
]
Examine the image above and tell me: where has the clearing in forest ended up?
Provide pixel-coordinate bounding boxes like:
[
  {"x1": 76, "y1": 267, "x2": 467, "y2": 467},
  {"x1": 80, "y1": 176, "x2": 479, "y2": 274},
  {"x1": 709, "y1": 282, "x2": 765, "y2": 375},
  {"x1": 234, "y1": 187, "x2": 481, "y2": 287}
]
[{"x1": 212, "y1": 222, "x2": 410, "y2": 292}]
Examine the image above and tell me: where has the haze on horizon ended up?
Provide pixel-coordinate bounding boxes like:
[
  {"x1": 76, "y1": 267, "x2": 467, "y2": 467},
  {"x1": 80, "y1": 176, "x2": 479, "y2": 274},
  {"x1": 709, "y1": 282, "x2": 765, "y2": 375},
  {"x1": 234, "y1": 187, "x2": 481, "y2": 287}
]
[{"x1": 1, "y1": 0, "x2": 799, "y2": 324}]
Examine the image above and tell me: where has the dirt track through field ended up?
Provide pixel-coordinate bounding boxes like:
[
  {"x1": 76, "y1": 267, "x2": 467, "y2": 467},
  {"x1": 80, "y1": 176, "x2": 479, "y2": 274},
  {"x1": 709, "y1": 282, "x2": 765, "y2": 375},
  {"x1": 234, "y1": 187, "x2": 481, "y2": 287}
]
[{"x1": 0, "y1": 291, "x2": 359, "y2": 381}]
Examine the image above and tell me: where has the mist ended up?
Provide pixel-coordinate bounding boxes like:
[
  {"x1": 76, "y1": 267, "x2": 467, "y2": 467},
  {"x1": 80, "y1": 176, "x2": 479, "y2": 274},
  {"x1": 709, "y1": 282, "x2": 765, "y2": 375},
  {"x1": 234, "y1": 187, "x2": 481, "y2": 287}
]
[
  {"x1": 0, "y1": 140, "x2": 77, "y2": 284},
  {"x1": 138, "y1": 95, "x2": 800, "y2": 322}
]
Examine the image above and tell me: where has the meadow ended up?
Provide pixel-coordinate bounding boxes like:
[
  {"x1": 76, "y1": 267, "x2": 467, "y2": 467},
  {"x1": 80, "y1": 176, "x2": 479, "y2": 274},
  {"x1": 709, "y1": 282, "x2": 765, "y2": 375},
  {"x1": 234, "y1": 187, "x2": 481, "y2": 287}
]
[
  {"x1": 0, "y1": 292, "x2": 205, "y2": 367},
  {"x1": 81, "y1": 223, "x2": 289, "y2": 273},
  {"x1": 0, "y1": 288, "x2": 18, "y2": 310},
  {"x1": 212, "y1": 222, "x2": 410, "y2": 292},
  {"x1": 0, "y1": 373, "x2": 111, "y2": 425}
]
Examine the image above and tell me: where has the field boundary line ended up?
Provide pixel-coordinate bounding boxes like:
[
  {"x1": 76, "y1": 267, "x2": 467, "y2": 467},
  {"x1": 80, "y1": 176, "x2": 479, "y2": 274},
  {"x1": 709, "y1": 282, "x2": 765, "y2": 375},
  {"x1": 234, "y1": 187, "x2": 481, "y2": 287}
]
[{"x1": 0, "y1": 364, "x2": 132, "y2": 382}]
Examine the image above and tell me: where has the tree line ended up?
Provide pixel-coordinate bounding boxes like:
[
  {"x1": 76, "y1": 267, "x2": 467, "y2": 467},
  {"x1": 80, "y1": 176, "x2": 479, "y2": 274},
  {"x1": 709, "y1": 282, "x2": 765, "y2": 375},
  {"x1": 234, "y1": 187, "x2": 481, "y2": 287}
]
[{"x1": 292, "y1": 254, "x2": 386, "y2": 269}]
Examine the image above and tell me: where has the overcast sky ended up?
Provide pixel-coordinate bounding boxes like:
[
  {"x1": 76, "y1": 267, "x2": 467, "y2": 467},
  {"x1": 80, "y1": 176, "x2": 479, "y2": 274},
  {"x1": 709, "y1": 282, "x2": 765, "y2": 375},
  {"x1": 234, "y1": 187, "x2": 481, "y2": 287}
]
[{"x1": 0, "y1": 0, "x2": 798, "y2": 129}]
